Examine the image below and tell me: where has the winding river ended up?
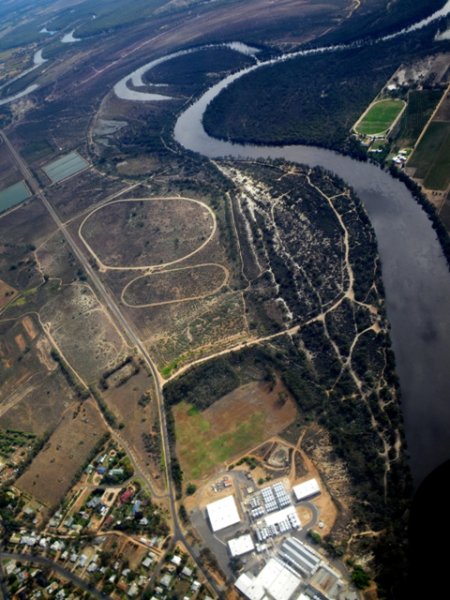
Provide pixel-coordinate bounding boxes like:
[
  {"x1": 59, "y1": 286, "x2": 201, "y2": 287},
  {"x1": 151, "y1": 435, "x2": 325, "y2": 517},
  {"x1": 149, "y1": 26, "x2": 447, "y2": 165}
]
[{"x1": 171, "y1": 6, "x2": 450, "y2": 485}]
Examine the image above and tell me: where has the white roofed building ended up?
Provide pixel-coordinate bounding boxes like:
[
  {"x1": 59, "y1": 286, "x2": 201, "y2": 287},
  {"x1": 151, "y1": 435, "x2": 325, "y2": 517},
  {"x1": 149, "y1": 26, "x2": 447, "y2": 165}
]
[
  {"x1": 293, "y1": 478, "x2": 320, "y2": 502},
  {"x1": 228, "y1": 534, "x2": 255, "y2": 557},
  {"x1": 206, "y1": 495, "x2": 240, "y2": 532},
  {"x1": 235, "y1": 558, "x2": 302, "y2": 600}
]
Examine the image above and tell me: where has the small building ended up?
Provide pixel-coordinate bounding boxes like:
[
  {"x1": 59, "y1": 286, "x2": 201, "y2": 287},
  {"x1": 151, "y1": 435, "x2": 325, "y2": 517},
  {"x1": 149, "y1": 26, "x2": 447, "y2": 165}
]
[
  {"x1": 293, "y1": 478, "x2": 320, "y2": 502},
  {"x1": 181, "y1": 566, "x2": 193, "y2": 578},
  {"x1": 120, "y1": 489, "x2": 134, "y2": 504},
  {"x1": 128, "y1": 582, "x2": 139, "y2": 597},
  {"x1": 206, "y1": 495, "x2": 240, "y2": 532},
  {"x1": 160, "y1": 573, "x2": 172, "y2": 588},
  {"x1": 171, "y1": 555, "x2": 182, "y2": 567},
  {"x1": 228, "y1": 534, "x2": 255, "y2": 557}
]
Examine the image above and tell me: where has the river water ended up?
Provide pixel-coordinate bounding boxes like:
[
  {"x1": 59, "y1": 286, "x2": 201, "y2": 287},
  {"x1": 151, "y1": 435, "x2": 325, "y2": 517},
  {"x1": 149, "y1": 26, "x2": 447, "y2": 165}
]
[{"x1": 173, "y1": 7, "x2": 450, "y2": 485}]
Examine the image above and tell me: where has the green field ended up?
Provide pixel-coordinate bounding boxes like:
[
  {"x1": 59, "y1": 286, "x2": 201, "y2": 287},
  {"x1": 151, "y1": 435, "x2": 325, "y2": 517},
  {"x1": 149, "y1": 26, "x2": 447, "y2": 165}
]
[
  {"x1": 408, "y1": 121, "x2": 450, "y2": 190},
  {"x1": 173, "y1": 401, "x2": 265, "y2": 480},
  {"x1": 394, "y1": 89, "x2": 442, "y2": 148},
  {"x1": 355, "y1": 99, "x2": 405, "y2": 136}
]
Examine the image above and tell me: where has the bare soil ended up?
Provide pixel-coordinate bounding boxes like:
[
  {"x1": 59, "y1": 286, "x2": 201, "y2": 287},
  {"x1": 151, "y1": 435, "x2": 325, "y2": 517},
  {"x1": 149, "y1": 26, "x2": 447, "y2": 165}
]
[
  {"x1": 0, "y1": 315, "x2": 78, "y2": 435},
  {"x1": 15, "y1": 399, "x2": 107, "y2": 509}
]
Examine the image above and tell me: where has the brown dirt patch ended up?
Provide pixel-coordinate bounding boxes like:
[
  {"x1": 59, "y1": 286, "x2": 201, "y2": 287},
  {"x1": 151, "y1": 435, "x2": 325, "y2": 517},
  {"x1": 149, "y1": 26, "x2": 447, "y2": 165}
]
[
  {"x1": 14, "y1": 334, "x2": 26, "y2": 353},
  {"x1": 15, "y1": 399, "x2": 107, "y2": 510},
  {"x1": 22, "y1": 315, "x2": 38, "y2": 340}
]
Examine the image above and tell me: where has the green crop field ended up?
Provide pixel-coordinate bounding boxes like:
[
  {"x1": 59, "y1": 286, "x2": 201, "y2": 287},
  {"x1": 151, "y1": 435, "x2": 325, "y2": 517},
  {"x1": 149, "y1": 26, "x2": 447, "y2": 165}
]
[
  {"x1": 355, "y1": 99, "x2": 405, "y2": 136},
  {"x1": 408, "y1": 121, "x2": 450, "y2": 190},
  {"x1": 394, "y1": 89, "x2": 442, "y2": 148}
]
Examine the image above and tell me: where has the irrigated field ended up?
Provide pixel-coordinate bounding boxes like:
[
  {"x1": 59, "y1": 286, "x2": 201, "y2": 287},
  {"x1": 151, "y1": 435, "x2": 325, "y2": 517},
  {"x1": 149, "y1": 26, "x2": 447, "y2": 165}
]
[
  {"x1": 173, "y1": 379, "x2": 297, "y2": 481},
  {"x1": 408, "y1": 121, "x2": 450, "y2": 190},
  {"x1": 80, "y1": 198, "x2": 215, "y2": 269},
  {"x1": 355, "y1": 99, "x2": 405, "y2": 136},
  {"x1": 15, "y1": 399, "x2": 107, "y2": 510},
  {"x1": 122, "y1": 264, "x2": 228, "y2": 307}
]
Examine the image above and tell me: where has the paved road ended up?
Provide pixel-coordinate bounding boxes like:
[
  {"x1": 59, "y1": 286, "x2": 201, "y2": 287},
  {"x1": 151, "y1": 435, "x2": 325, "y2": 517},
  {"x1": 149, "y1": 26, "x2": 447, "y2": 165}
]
[
  {"x1": 0, "y1": 552, "x2": 110, "y2": 599},
  {"x1": 0, "y1": 131, "x2": 223, "y2": 598}
]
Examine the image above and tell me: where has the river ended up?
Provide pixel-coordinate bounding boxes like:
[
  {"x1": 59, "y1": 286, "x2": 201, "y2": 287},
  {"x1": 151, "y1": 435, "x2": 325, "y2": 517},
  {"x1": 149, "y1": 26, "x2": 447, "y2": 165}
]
[{"x1": 173, "y1": 9, "x2": 450, "y2": 485}]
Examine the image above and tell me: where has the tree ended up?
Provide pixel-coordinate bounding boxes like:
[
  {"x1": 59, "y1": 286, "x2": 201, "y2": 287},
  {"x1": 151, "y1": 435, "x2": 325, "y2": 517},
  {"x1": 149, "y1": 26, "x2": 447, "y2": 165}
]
[{"x1": 351, "y1": 565, "x2": 371, "y2": 589}]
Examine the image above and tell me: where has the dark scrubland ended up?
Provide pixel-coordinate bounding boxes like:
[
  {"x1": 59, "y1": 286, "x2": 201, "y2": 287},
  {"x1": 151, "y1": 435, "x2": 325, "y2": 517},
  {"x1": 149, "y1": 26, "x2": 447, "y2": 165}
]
[
  {"x1": 319, "y1": 0, "x2": 445, "y2": 44},
  {"x1": 203, "y1": 27, "x2": 449, "y2": 155},
  {"x1": 165, "y1": 161, "x2": 411, "y2": 598}
]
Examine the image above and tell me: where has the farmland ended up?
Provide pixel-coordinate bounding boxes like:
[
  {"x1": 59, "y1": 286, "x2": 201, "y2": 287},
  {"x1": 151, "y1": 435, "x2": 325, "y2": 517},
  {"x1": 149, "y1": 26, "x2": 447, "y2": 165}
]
[
  {"x1": 408, "y1": 121, "x2": 450, "y2": 190},
  {"x1": 173, "y1": 379, "x2": 297, "y2": 481},
  {"x1": 393, "y1": 89, "x2": 442, "y2": 149}
]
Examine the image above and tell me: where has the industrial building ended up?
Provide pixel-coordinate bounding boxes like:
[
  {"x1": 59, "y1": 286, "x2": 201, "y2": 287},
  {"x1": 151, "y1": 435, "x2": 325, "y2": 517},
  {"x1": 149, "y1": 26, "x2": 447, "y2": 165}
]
[
  {"x1": 235, "y1": 557, "x2": 302, "y2": 600},
  {"x1": 228, "y1": 534, "x2": 255, "y2": 557},
  {"x1": 293, "y1": 478, "x2": 321, "y2": 502},
  {"x1": 278, "y1": 537, "x2": 322, "y2": 578},
  {"x1": 206, "y1": 495, "x2": 241, "y2": 532}
]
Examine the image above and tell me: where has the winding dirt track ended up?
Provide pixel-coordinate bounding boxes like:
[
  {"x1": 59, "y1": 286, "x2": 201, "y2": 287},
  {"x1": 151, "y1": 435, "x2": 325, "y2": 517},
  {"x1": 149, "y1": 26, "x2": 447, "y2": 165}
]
[
  {"x1": 78, "y1": 196, "x2": 217, "y2": 271},
  {"x1": 121, "y1": 262, "x2": 230, "y2": 307}
]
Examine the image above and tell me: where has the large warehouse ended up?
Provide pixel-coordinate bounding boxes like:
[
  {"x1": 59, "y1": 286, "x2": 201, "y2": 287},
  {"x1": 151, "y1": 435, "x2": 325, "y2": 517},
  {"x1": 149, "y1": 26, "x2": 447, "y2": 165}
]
[
  {"x1": 235, "y1": 558, "x2": 302, "y2": 600},
  {"x1": 293, "y1": 478, "x2": 320, "y2": 502},
  {"x1": 206, "y1": 495, "x2": 241, "y2": 532}
]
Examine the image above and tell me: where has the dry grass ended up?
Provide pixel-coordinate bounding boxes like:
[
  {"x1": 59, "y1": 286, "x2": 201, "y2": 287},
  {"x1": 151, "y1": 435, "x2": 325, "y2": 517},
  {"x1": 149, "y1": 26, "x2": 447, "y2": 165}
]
[
  {"x1": 15, "y1": 399, "x2": 107, "y2": 509},
  {"x1": 123, "y1": 264, "x2": 227, "y2": 307},
  {"x1": 40, "y1": 284, "x2": 127, "y2": 383},
  {"x1": 173, "y1": 379, "x2": 297, "y2": 481},
  {"x1": 80, "y1": 198, "x2": 214, "y2": 268}
]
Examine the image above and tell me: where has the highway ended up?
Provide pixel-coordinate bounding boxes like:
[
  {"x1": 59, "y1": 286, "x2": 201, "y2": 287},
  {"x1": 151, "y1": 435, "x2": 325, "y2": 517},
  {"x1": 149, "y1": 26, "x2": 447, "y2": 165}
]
[{"x1": 0, "y1": 131, "x2": 223, "y2": 598}]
